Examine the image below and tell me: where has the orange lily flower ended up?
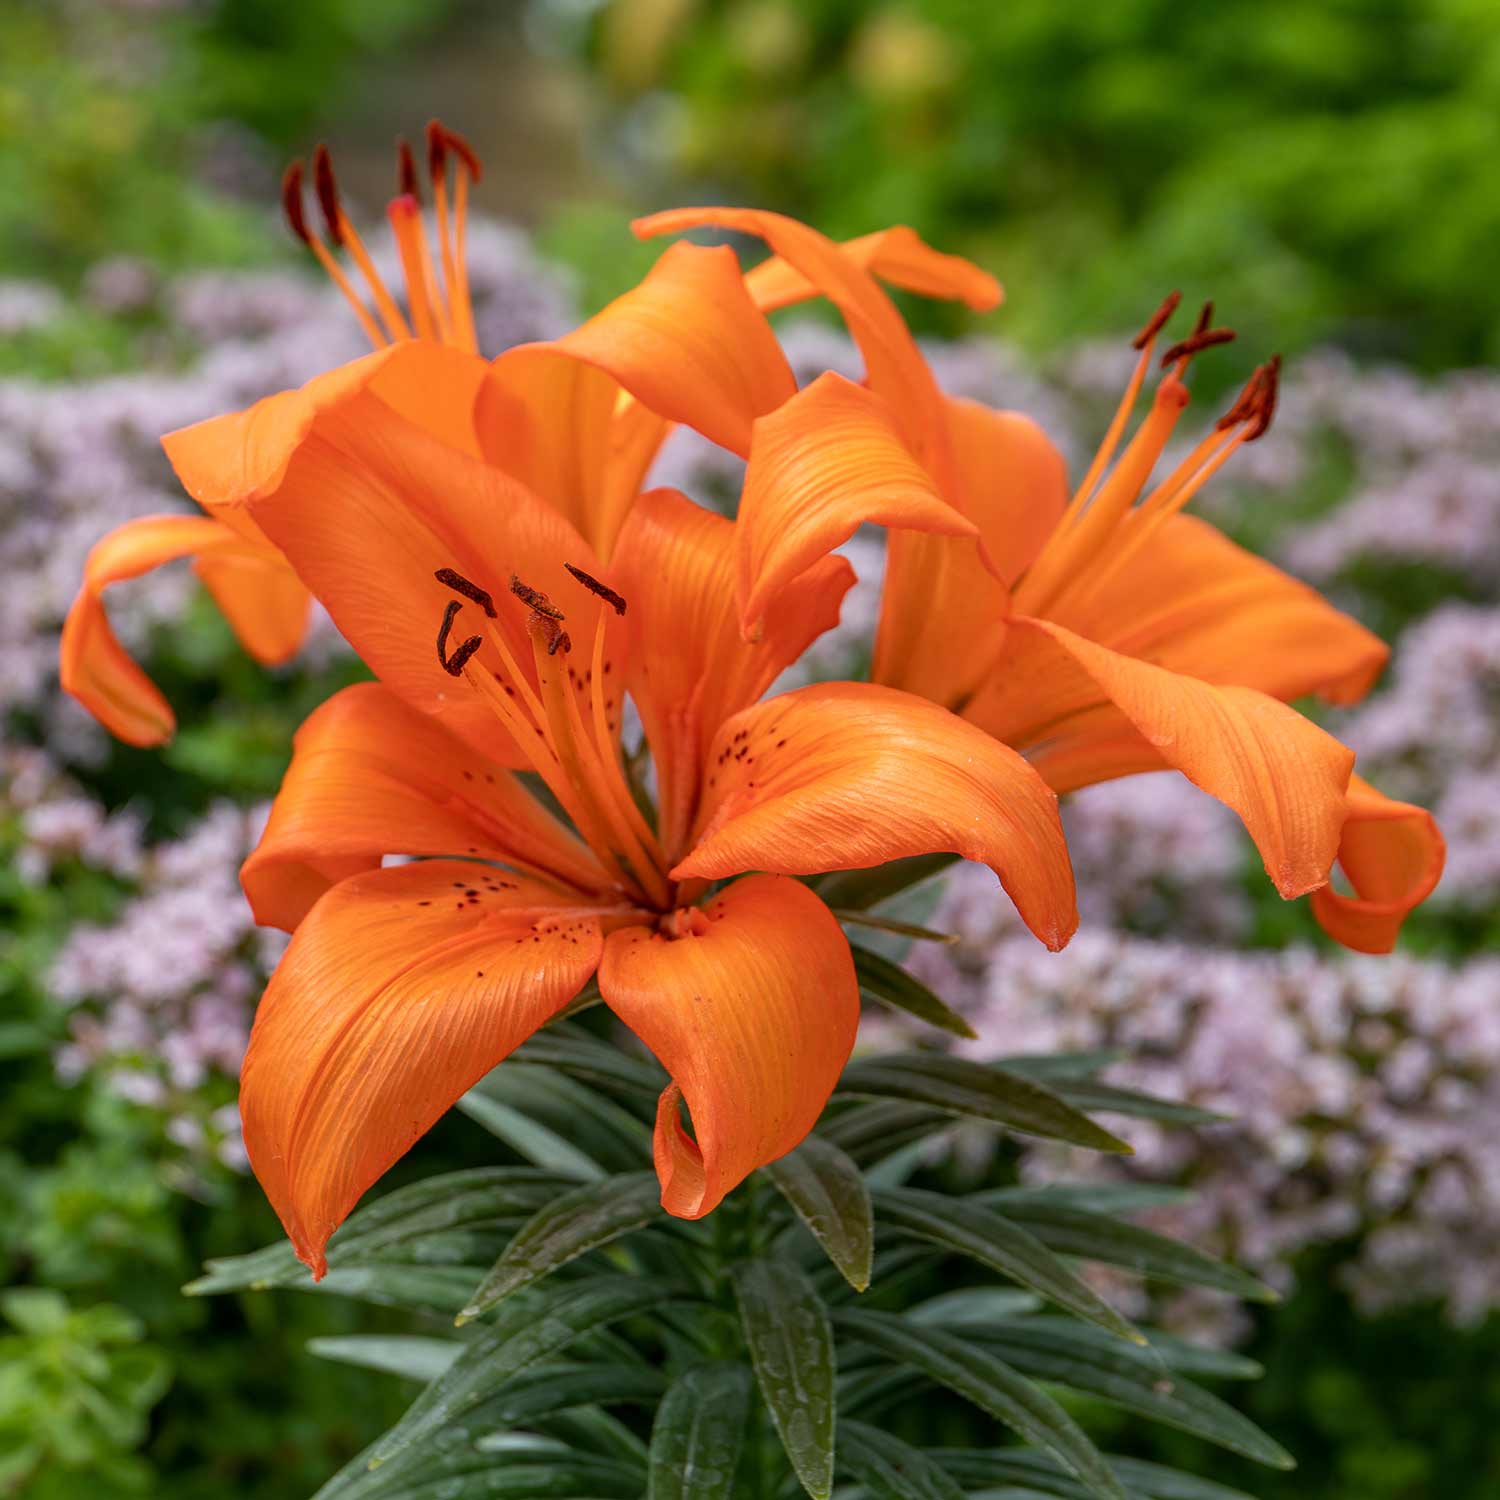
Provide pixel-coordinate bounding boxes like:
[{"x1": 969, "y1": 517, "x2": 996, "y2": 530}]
[
  {"x1": 171, "y1": 356, "x2": 1076, "y2": 1270},
  {"x1": 629, "y1": 207, "x2": 1443, "y2": 953}
]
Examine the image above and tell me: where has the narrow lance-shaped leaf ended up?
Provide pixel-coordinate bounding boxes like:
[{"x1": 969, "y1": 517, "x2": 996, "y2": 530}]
[
  {"x1": 357, "y1": 1277, "x2": 677, "y2": 1480},
  {"x1": 837, "y1": 1054, "x2": 1131, "y2": 1153},
  {"x1": 851, "y1": 945, "x2": 976, "y2": 1040},
  {"x1": 933, "y1": 1447, "x2": 1260, "y2": 1500},
  {"x1": 838, "y1": 1421, "x2": 967, "y2": 1500},
  {"x1": 990, "y1": 1198, "x2": 1276, "y2": 1303},
  {"x1": 764, "y1": 1136, "x2": 874, "y2": 1292},
  {"x1": 833, "y1": 1308, "x2": 1128, "y2": 1500},
  {"x1": 873, "y1": 1186, "x2": 1143, "y2": 1343},
  {"x1": 306, "y1": 1335, "x2": 465, "y2": 1384},
  {"x1": 460, "y1": 1171, "x2": 662, "y2": 1321},
  {"x1": 734, "y1": 1257, "x2": 837, "y2": 1500},
  {"x1": 647, "y1": 1363, "x2": 753, "y2": 1500},
  {"x1": 972, "y1": 1317, "x2": 1295, "y2": 1470},
  {"x1": 458, "y1": 1088, "x2": 606, "y2": 1180}
]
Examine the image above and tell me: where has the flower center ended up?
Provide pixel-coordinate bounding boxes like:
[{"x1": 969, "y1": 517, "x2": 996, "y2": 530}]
[{"x1": 435, "y1": 567, "x2": 676, "y2": 913}]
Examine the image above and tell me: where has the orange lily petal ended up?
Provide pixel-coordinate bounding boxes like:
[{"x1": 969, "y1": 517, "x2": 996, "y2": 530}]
[
  {"x1": 967, "y1": 617, "x2": 1355, "y2": 898},
  {"x1": 240, "y1": 391, "x2": 624, "y2": 763},
  {"x1": 737, "y1": 373, "x2": 976, "y2": 635},
  {"x1": 474, "y1": 346, "x2": 669, "y2": 560},
  {"x1": 597, "y1": 874, "x2": 858, "y2": 1218},
  {"x1": 634, "y1": 209, "x2": 948, "y2": 473},
  {"x1": 674, "y1": 682, "x2": 1078, "y2": 951},
  {"x1": 1309, "y1": 775, "x2": 1445, "y2": 953},
  {"x1": 611, "y1": 487, "x2": 854, "y2": 861},
  {"x1": 193, "y1": 551, "x2": 311, "y2": 666},
  {"x1": 242, "y1": 859, "x2": 603, "y2": 1275},
  {"x1": 545, "y1": 240, "x2": 795, "y2": 458},
  {"x1": 59, "y1": 514, "x2": 292, "y2": 747},
  {"x1": 162, "y1": 340, "x2": 490, "y2": 528},
  {"x1": 1057, "y1": 515, "x2": 1389, "y2": 706},
  {"x1": 872, "y1": 397, "x2": 1067, "y2": 705},
  {"x1": 744, "y1": 225, "x2": 1002, "y2": 314},
  {"x1": 242, "y1": 683, "x2": 608, "y2": 932}
]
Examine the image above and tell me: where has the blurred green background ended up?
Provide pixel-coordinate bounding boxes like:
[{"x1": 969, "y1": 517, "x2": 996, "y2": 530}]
[{"x1": 3, "y1": 1, "x2": 1498, "y2": 1497}]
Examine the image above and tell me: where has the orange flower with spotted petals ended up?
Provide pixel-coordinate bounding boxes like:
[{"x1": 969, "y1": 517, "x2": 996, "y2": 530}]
[
  {"x1": 206, "y1": 397, "x2": 1074, "y2": 1271},
  {"x1": 632, "y1": 207, "x2": 1442, "y2": 953}
]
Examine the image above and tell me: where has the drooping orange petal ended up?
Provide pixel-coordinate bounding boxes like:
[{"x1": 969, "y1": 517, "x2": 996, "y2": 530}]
[
  {"x1": 59, "y1": 513, "x2": 294, "y2": 747},
  {"x1": 737, "y1": 373, "x2": 976, "y2": 635},
  {"x1": 634, "y1": 209, "x2": 949, "y2": 474},
  {"x1": 544, "y1": 240, "x2": 795, "y2": 458},
  {"x1": 597, "y1": 874, "x2": 858, "y2": 1218},
  {"x1": 674, "y1": 682, "x2": 1077, "y2": 951},
  {"x1": 1056, "y1": 514, "x2": 1389, "y2": 707},
  {"x1": 242, "y1": 859, "x2": 604, "y2": 1275},
  {"x1": 611, "y1": 488, "x2": 854, "y2": 861},
  {"x1": 1309, "y1": 775, "x2": 1445, "y2": 953},
  {"x1": 162, "y1": 339, "x2": 490, "y2": 526},
  {"x1": 242, "y1": 683, "x2": 609, "y2": 932},
  {"x1": 240, "y1": 391, "x2": 624, "y2": 763},
  {"x1": 744, "y1": 225, "x2": 1002, "y2": 314},
  {"x1": 966, "y1": 617, "x2": 1355, "y2": 898},
  {"x1": 193, "y1": 551, "x2": 311, "y2": 666},
  {"x1": 871, "y1": 396, "x2": 1069, "y2": 706},
  {"x1": 474, "y1": 346, "x2": 669, "y2": 560}
]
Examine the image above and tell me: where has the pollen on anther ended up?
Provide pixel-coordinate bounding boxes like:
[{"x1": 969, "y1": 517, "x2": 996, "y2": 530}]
[
  {"x1": 280, "y1": 162, "x2": 311, "y2": 244},
  {"x1": 311, "y1": 144, "x2": 344, "y2": 246},
  {"x1": 563, "y1": 562, "x2": 628, "y2": 615},
  {"x1": 1132, "y1": 290, "x2": 1182, "y2": 350}
]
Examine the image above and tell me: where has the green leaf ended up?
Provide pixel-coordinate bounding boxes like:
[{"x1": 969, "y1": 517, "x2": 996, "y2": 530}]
[
  {"x1": 997, "y1": 1059, "x2": 1223, "y2": 1127},
  {"x1": 990, "y1": 1198, "x2": 1276, "y2": 1302},
  {"x1": 817, "y1": 1101, "x2": 949, "y2": 1166},
  {"x1": 476, "y1": 1061, "x2": 656, "y2": 1172},
  {"x1": 307, "y1": 1335, "x2": 464, "y2": 1383},
  {"x1": 873, "y1": 1188, "x2": 1142, "y2": 1344},
  {"x1": 813, "y1": 853, "x2": 958, "y2": 911},
  {"x1": 518, "y1": 1023, "x2": 666, "y2": 1101},
  {"x1": 302, "y1": 1265, "x2": 496, "y2": 1314},
  {"x1": 764, "y1": 1136, "x2": 874, "y2": 1292},
  {"x1": 834, "y1": 1308, "x2": 1127, "y2": 1500},
  {"x1": 972, "y1": 1318, "x2": 1294, "y2": 1469},
  {"x1": 838, "y1": 1421, "x2": 966, "y2": 1499},
  {"x1": 979, "y1": 1183, "x2": 1194, "y2": 1216},
  {"x1": 837, "y1": 1055, "x2": 1132, "y2": 1153},
  {"x1": 907, "y1": 1288, "x2": 1043, "y2": 1326},
  {"x1": 933, "y1": 1448, "x2": 1259, "y2": 1500},
  {"x1": 837, "y1": 911, "x2": 959, "y2": 945},
  {"x1": 734, "y1": 1258, "x2": 837, "y2": 1500},
  {"x1": 484, "y1": 1363, "x2": 668, "y2": 1425},
  {"x1": 460, "y1": 1172, "x2": 663, "y2": 1320},
  {"x1": 647, "y1": 1363, "x2": 753, "y2": 1499},
  {"x1": 459, "y1": 1088, "x2": 608, "y2": 1181},
  {"x1": 358, "y1": 1277, "x2": 678, "y2": 1479},
  {"x1": 851, "y1": 945, "x2": 977, "y2": 1040}
]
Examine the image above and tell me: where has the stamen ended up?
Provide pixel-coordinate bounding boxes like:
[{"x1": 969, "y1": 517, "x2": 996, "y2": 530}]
[
  {"x1": 427, "y1": 121, "x2": 480, "y2": 354},
  {"x1": 436, "y1": 600, "x2": 483, "y2": 676},
  {"x1": 312, "y1": 143, "x2": 412, "y2": 342},
  {"x1": 1131, "y1": 290, "x2": 1183, "y2": 350},
  {"x1": 564, "y1": 563, "x2": 628, "y2": 616},
  {"x1": 510, "y1": 575, "x2": 565, "y2": 620},
  {"x1": 397, "y1": 138, "x2": 421, "y2": 201},
  {"x1": 281, "y1": 159, "x2": 387, "y2": 350},
  {"x1": 388, "y1": 193, "x2": 444, "y2": 343},
  {"x1": 1216, "y1": 364, "x2": 1269, "y2": 430},
  {"x1": 435, "y1": 567, "x2": 497, "y2": 617},
  {"x1": 1159, "y1": 326, "x2": 1237, "y2": 367},
  {"x1": 1245, "y1": 355, "x2": 1281, "y2": 441}
]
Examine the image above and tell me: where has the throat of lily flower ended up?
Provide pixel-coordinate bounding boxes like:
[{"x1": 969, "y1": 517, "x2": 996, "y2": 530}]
[
  {"x1": 1012, "y1": 294, "x2": 1279, "y2": 620},
  {"x1": 435, "y1": 566, "x2": 675, "y2": 912},
  {"x1": 280, "y1": 121, "x2": 481, "y2": 355}
]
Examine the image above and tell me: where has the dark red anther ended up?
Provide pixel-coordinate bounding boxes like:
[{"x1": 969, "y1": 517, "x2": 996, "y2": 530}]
[
  {"x1": 510, "y1": 575, "x2": 565, "y2": 620},
  {"x1": 435, "y1": 567, "x2": 497, "y2": 618},
  {"x1": 1215, "y1": 365, "x2": 1267, "y2": 431},
  {"x1": 1245, "y1": 355, "x2": 1281, "y2": 441},
  {"x1": 1192, "y1": 300, "x2": 1214, "y2": 336},
  {"x1": 1159, "y1": 326, "x2": 1237, "y2": 367},
  {"x1": 425, "y1": 119, "x2": 447, "y2": 181},
  {"x1": 311, "y1": 144, "x2": 344, "y2": 246},
  {"x1": 437, "y1": 600, "x2": 483, "y2": 676},
  {"x1": 437, "y1": 122, "x2": 482, "y2": 182},
  {"x1": 280, "y1": 161, "x2": 311, "y2": 245},
  {"x1": 397, "y1": 138, "x2": 421, "y2": 203},
  {"x1": 564, "y1": 562, "x2": 627, "y2": 616},
  {"x1": 1131, "y1": 290, "x2": 1182, "y2": 350}
]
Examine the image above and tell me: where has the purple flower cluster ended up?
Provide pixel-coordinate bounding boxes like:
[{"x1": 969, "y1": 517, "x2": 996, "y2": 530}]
[{"x1": 887, "y1": 857, "x2": 1500, "y2": 1325}]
